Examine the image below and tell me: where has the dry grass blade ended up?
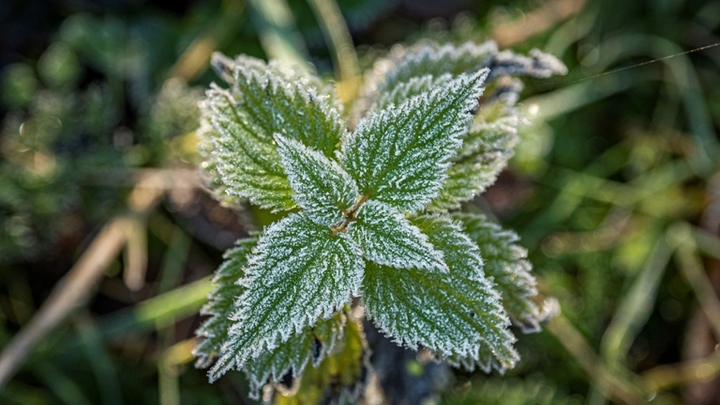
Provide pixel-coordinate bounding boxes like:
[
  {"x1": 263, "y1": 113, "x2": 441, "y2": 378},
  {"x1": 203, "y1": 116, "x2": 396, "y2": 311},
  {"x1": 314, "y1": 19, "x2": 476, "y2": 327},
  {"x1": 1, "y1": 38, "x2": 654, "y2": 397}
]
[
  {"x1": 491, "y1": 0, "x2": 586, "y2": 47},
  {"x1": 642, "y1": 349, "x2": 720, "y2": 392},
  {"x1": 0, "y1": 216, "x2": 129, "y2": 387},
  {"x1": 0, "y1": 169, "x2": 200, "y2": 387},
  {"x1": 123, "y1": 217, "x2": 148, "y2": 291},
  {"x1": 308, "y1": 0, "x2": 361, "y2": 102}
]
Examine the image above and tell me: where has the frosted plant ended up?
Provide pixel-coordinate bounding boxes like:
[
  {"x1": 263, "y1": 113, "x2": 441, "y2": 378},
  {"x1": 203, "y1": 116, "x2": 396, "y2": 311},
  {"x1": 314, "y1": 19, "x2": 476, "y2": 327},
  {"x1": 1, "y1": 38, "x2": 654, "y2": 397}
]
[{"x1": 194, "y1": 41, "x2": 566, "y2": 400}]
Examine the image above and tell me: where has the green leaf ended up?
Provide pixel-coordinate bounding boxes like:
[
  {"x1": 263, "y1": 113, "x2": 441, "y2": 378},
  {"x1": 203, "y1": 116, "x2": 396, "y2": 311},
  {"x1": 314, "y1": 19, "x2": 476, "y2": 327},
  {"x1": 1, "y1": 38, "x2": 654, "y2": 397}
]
[
  {"x1": 453, "y1": 213, "x2": 540, "y2": 333},
  {"x1": 378, "y1": 41, "x2": 498, "y2": 97},
  {"x1": 377, "y1": 41, "x2": 566, "y2": 98},
  {"x1": 199, "y1": 53, "x2": 345, "y2": 211},
  {"x1": 200, "y1": 86, "x2": 294, "y2": 209},
  {"x1": 362, "y1": 214, "x2": 518, "y2": 372},
  {"x1": 211, "y1": 54, "x2": 344, "y2": 156},
  {"x1": 275, "y1": 318, "x2": 367, "y2": 405},
  {"x1": 371, "y1": 73, "x2": 451, "y2": 112},
  {"x1": 358, "y1": 41, "x2": 565, "y2": 210},
  {"x1": 209, "y1": 213, "x2": 364, "y2": 381},
  {"x1": 489, "y1": 48, "x2": 568, "y2": 79},
  {"x1": 431, "y1": 117, "x2": 521, "y2": 209},
  {"x1": 274, "y1": 134, "x2": 359, "y2": 225},
  {"x1": 341, "y1": 71, "x2": 487, "y2": 213},
  {"x1": 194, "y1": 237, "x2": 257, "y2": 368},
  {"x1": 348, "y1": 200, "x2": 446, "y2": 272},
  {"x1": 244, "y1": 313, "x2": 346, "y2": 398}
]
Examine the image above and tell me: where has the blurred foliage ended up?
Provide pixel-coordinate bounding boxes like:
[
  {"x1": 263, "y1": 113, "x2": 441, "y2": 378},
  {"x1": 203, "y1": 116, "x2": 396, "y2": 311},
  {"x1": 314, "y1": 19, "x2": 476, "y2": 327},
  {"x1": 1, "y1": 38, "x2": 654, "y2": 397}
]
[{"x1": 1, "y1": 0, "x2": 720, "y2": 404}]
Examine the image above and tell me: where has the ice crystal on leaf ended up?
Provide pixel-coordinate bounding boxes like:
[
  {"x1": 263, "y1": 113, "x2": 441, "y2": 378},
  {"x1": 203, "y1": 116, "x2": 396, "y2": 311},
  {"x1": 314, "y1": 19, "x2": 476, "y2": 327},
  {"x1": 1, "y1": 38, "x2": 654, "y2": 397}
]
[
  {"x1": 373, "y1": 40, "x2": 566, "y2": 100},
  {"x1": 357, "y1": 40, "x2": 566, "y2": 210},
  {"x1": 274, "y1": 318, "x2": 368, "y2": 405},
  {"x1": 244, "y1": 313, "x2": 346, "y2": 398},
  {"x1": 371, "y1": 73, "x2": 451, "y2": 112},
  {"x1": 195, "y1": 41, "x2": 564, "y2": 395},
  {"x1": 377, "y1": 41, "x2": 498, "y2": 97},
  {"x1": 432, "y1": 114, "x2": 523, "y2": 209}
]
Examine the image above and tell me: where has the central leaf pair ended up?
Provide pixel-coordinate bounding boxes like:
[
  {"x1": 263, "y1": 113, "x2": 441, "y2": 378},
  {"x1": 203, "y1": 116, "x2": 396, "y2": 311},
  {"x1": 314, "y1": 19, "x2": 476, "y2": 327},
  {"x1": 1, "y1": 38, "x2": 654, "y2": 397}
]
[{"x1": 274, "y1": 134, "x2": 445, "y2": 272}]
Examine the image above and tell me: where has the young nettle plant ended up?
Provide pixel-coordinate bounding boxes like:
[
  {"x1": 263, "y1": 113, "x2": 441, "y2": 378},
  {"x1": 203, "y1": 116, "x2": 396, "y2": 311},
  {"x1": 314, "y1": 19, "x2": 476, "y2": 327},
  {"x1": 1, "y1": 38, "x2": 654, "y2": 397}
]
[{"x1": 194, "y1": 41, "x2": 566, "y2": 399}]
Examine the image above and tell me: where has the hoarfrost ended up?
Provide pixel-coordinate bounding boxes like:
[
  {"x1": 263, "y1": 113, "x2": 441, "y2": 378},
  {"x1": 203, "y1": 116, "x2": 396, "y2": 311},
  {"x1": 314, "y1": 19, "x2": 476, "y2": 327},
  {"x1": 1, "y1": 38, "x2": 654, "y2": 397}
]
[
  {"x1": 275, "y1": 134, "x2": 358, "y2": 226},
  {"x1": 348, "y1": 200, "x2": 446, "y2": 272},
  {"x1": 341, "y1": 70, "x2": 487, "y2": 214},
  {"x1": 454, "y1": 212, "x2": 542, "y2": 333},
  {"x1": 208, "y1": 213, "x2": 363, "y2": 381},
  {"x1": 361, "y1": 214, "x2": 518, "y2": 370}
]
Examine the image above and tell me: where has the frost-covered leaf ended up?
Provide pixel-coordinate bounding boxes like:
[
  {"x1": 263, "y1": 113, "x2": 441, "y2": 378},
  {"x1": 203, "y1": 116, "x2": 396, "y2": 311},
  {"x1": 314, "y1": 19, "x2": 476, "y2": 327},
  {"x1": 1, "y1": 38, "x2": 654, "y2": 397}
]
[
  {"x1": 451, "y1": 332, "x2": 522, "y2": 374},
  {"x1": 199, "y1": 53, "x2": 345, "y2": 211},
  {"x1": 481, "y1": 76, "x2": 525, "y2": 109},
  {"x1": 454, "y1": 212, "x2": 540, "y2": 333},
  {"x1": 211, "y1": 54, "x2": 344, "y2": 155},
  {"x1": 275, "y1": 134, "x2": 359, "y2": 225},
  {"x1": 377, "y1": 41, "x2": 566, "y2": 97},
  {"x1": 353, "y1": 41, "x2": 566, "y2": 124},
  {"x1": 209, "y1": 213, "x2": 363, "y2": 381},
  {"x1": 275, "y1": 318, "x2": 367, "y2": 405},
  {"x1": 371, "y1": 73, "x2": 451, "y2": 112},
  {"x1": 200, "y1": 86, "x2": 294, "y2": 209},
  {"x1": 357, "y1": 41, "x2": 564, "y2": 210},
  {"x1": 488, "y1": 48, "x2": 568, "y2": 79},
  {"x1": 194, "y1": 237, "x2": 257, "y2": 368},
  {"x1": 362, "y1": 214, "x2": 518, "y2": 372},
  {"x1": 341, "y1": 71, "x2": 486, "y2": 213},
  {"x1": 431, "y1": 116, "x2": 522, "y2": 209},
  {"x1": 348, "y1": 200, "x2": 446, "y2": 272},
  {"x1": 378, "y1": 41, "x2": 498, "y2": 96},
  {"x1": 244, "y1": 313, "x2": 346, "y2": 399},
  {"x1": 415, "y1": 215, "x2": 519, "y2": 370}
]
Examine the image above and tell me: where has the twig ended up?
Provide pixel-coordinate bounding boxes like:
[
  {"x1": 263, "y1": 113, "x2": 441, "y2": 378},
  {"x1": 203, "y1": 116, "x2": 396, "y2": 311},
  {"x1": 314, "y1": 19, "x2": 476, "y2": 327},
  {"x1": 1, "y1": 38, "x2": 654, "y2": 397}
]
[
  {"x1": 38, "y1": 276, "x2": 212, "y2": 356},
  {"x1": 0, "y1": 217, "x2": 129, "y2": 387},
  {"x1": 123, "y1": 217, "x2": 148, "y2": 291}
]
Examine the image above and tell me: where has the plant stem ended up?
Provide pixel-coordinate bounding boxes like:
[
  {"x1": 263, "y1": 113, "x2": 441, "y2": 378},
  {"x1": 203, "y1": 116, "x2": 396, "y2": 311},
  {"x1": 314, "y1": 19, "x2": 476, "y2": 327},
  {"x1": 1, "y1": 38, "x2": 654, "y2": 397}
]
[{"x1": 332, "y1": 194, "x2": 369, "y2": 235}]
